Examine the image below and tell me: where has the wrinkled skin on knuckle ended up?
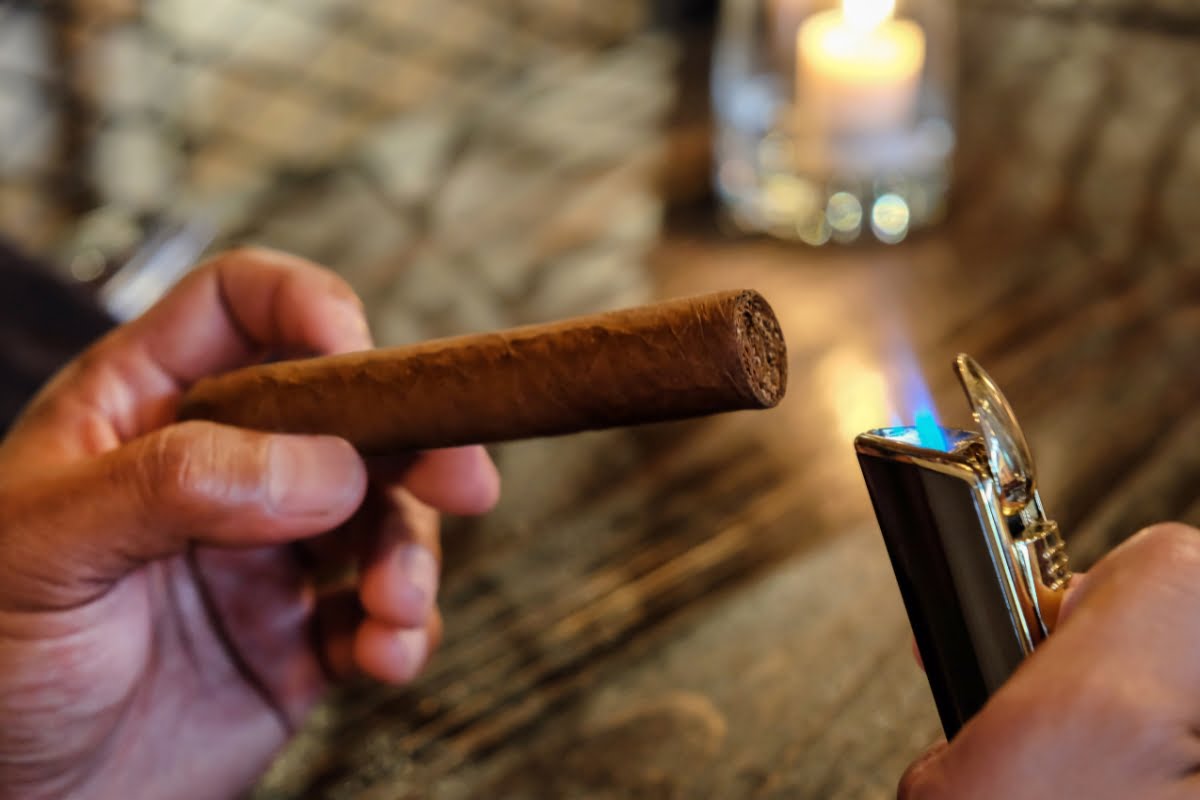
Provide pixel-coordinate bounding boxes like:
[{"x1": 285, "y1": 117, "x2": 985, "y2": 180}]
[{"x1": 133, "y1": 422, "x2": 269, "y2": 522}]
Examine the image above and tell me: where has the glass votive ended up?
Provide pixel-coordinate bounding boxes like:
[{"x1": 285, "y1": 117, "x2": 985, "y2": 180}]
[{"x1": 712, "y1": 0, "x2": 955, "y2": 244}]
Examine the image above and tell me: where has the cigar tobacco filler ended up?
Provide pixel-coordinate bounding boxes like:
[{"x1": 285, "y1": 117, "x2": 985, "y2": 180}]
[{"x1": 855, "y1": 354, "x2": 1071, "y2": 738}]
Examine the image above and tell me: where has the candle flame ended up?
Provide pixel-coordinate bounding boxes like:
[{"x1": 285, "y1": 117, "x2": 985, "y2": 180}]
[{"x1": 842, "y1": 0, "x2": 896, "y2": 31}]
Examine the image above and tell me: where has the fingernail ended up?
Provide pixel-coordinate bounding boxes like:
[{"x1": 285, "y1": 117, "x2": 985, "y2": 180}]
[
  {"x1": 268, "y1": 436, "x2": 365, "y2": 516},
  {"x1": 397, "y1": 544, "x2": 439, "y2": 621},
  {"x1": 394, "y1": 628, "x2": 429, "y2": 682}
]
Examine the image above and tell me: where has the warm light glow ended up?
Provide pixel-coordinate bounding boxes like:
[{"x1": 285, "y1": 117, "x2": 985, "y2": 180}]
[
  {"x1": 795, "y1": 0, "x2": 925, "y2": 134},
  {"x1": 871, "y1": 193, "x2": 911, "y2": 243},
  {"x1": 816, "y1": 346, "x2": 893, "y2": 443},
  {"x1": 842, "y1": 0, "x2": 896, "y2": 31}
]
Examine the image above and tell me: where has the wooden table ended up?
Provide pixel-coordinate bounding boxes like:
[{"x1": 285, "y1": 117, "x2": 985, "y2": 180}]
[{"x1": 255, "y1": 5, "x2": 1200, "y2": 798}]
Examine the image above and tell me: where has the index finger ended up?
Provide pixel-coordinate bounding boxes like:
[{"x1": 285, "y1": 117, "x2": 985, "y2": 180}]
[
  {"x1": 6, "y1": 248, "x2": 372, "y2": 460},
  {"x1": 121, "y1": 246, "x2": 372, "y2": 384}
]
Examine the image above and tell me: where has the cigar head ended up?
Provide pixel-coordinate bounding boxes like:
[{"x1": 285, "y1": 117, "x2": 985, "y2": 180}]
[{"x1": 734, "y1": 290, "x2": 788, "y2": 408}]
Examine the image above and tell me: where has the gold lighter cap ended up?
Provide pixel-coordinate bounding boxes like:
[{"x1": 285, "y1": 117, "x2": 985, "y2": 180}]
[{"x1": 954, "y1": 354, "x2": 1037, "y2": 516}]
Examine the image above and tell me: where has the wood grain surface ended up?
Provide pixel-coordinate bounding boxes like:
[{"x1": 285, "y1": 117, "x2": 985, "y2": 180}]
[{"x1": 251, "y1": 4, "x2": 1200, "y2": 799}]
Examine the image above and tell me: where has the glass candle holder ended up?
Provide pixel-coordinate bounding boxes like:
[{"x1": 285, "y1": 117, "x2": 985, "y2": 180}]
[{"x1": 712, "y1": 0, "x2": 955, "y2": 244}]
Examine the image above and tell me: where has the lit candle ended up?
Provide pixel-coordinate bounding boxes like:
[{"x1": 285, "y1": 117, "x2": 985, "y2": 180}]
[{"x1": 796, "y1": 0, "x2": 926, "y2": 135}]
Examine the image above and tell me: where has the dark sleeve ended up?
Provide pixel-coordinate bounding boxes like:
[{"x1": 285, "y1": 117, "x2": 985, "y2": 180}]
[{"x1": 0, "y1": 239, "x2": 114, "y2": 434}]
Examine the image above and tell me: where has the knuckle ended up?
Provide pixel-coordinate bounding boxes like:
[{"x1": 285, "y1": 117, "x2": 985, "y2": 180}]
[
  {"x1": 137, "y1": 424, "x2": 203, "y2": 512},
  {"x1": 895, "y1": 742, "x2": 955, "y2": 800},
  {"x1": 134, "y1": 422, "x2": 266, "y2": 513},
  {"x1": 203, "y1": 245, "x2": 272, "y2": 271},
  {"x1": 1126, "y1": 522, "x2": 1200, "y2": 581},
  {"x1": 71, "y1": 339, "x2": 112, "y2": 375},
  {"x1": 1132, "y1": 522, "x2": 1200, "y2": 558},
  {"x1": 209, "y1": 247, "x2": 361, "y2": 309},
  {"x1": 283, "y1": 264, "x2": 361, "y2": 313},
  {"x1": 896, "y1": 763, "x2": 935, "y2": 800},
  {"x1": 58, "y1": 339, "x2": 122, "y2": 400}
]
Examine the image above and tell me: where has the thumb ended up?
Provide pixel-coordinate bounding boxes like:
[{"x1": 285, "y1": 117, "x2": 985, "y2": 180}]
[{"x1": 0, "y1": 421, "x2": 367, "y2": 611}]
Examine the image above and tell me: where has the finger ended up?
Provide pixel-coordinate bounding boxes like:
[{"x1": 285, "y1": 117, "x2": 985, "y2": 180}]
[
  {"x1": 293, "y1": 484, "x2": 386, "y2": 594},
  {"x1": 900, "y1": 527, "x2": 1200, "y2": 800},
  {"x1": 313, "y1": 594, "x2": 446, "y2": 685},
  {"x1": 312, "y1": 588, "x2": 364, "y2": 682},
  {"x1": 291, "y1": 474, "x2": 443, "y2": 606},
  {"x1": 120, "y1": 246, "x2": 372, "y2": 382},
  {"x1": 8, "y1": 248, "x2": 371, "y2": 460},
  {"x1": 0, "y1": 420, "x2": 366, "y2": 610},
  {"x1": 353, "y1": 610, "x2": 444, "y2": 685},
  {"x1": 1037, "y1": 523, "x2": 1200, "y2": 691},
  {"x1": 401, "y1": 446, "x2": 500, "y2": 516},
  {"x1": 358, "y1": 488, "x2": 441, "y2": 629},
  {"x1": 1050, "y1": 525, "x2": 1200, "y2": 649},
  {"x1": 897, "y1": 741, "x2": 949, "y2": 800},
  {"x1": 296, "y1": 471, "x2": 455, "y2": 631}
]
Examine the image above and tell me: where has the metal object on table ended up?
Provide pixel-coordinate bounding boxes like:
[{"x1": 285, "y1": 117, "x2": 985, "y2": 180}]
[
  {"x1": 49, "y1": 205, "x2": 216, "y2": 321},
  {"x1": 96, "y1": 215, "x2": 216, "y2": 322},
  {"x1": 855, "y1": 354, "x2": 1071, "y2": 738}
]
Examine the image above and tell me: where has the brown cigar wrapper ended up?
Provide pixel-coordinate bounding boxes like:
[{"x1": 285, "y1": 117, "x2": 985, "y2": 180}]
[{"x1": 178, "y1": 290, "x2": 787, "y2": 454}]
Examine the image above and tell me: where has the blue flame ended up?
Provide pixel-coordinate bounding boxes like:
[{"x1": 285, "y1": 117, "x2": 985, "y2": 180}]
[
  {"x1": 870, "y1": 294, "x2": 950, "y2": 451},
  {"x1": 914, "y1": 406, "x2": 949, "y2": 451},
  {"x1": 891, "y1": 347, "x2": 949, "y2": 452}
]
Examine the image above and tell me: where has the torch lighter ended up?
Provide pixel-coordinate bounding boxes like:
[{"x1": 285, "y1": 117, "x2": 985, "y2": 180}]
[{"x1": 855, "y1": 354, "x2": 1071, "y2": 738}]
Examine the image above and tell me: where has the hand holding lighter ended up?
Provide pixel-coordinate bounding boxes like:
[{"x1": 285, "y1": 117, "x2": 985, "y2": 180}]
[{"x1": 855, "y1": 355, "x2": 1071, "y2": 738}]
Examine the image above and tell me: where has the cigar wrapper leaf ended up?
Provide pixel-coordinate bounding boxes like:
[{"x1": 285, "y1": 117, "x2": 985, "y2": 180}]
[{"x1": 179, "y1": 290, "x2": 787, "y2": 453}]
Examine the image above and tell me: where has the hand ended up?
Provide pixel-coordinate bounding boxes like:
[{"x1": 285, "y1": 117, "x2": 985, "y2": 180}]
[
  {"x1": 0, "y1": 249, "x2": 499, "y2": 800},
  {"x1": 900, "y1": 522, "x2": 1200, "y2": 800}
]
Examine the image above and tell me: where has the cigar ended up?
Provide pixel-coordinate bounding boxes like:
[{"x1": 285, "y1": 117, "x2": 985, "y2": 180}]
[{"x1": 178, "y1": 290, "x2": 787, "y2": 454}]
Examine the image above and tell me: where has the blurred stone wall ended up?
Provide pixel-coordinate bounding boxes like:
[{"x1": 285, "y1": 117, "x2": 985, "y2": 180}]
[
  {"x1": 952, "y1": 0, "x2": 1200, "y2": 265},
  {"x1": 0, "y1": 1, "x2": 676, "y2": 340}
]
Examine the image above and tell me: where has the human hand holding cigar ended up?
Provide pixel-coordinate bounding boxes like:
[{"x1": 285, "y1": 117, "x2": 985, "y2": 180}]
[{"x1": 0, "y1": 247, "x2": 788, "y2": 800}]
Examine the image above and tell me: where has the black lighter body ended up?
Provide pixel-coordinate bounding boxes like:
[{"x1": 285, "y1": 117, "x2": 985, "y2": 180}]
[{"x1": 855, "y1": 355, "x2": 1071, "y2": 738}]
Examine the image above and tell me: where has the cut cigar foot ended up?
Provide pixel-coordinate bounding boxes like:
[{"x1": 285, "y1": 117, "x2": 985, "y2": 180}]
[{"x1": 735, "y1": 289, "x2": 787, "y2": 408}]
